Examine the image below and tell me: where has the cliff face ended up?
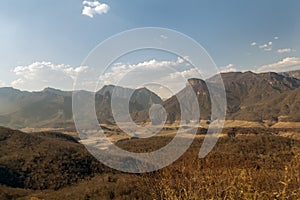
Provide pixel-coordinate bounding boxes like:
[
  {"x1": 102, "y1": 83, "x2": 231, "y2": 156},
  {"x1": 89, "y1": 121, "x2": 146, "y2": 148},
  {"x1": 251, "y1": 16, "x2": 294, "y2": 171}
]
[{"x1": 188, "y1": 78, "x2": 204, "y2": 86}]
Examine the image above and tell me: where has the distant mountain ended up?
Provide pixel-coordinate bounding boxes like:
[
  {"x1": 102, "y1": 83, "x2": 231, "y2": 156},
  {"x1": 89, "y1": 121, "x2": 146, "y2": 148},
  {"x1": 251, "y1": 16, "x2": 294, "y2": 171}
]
[
  {"x1": 0, "y1": 87, "x2": 31, "y2": 115},
  {"x1": 42, "y1": 87, "x2": 72, "y2": 96},
  {"x1": 132, "y1": 78, "x2": 212, "y2": 123},
  {"x1": 219, "y1": 71, "x2": 300, "y2": 121},
  {"x1": 280, "y1": 70, "x2": 300, "y2": 80},
  {"x1": 95, "y1": 85, "x2": 162, "y2": 124},
  {"x1": 1, "y1": 70, "x2": 300, "y2": 129},
  {"x1": 0, "y1": 87, "x2": 73, "y2": 129},
  {"x1": 97, "y1": 85, "x2": 162, "y2": 112},
  {"x1": 134, "y1": 71, "x2": 300, "y2": 123},
  {"x1": 0, "y1": 86, "x2": 162, "y2": 129}
]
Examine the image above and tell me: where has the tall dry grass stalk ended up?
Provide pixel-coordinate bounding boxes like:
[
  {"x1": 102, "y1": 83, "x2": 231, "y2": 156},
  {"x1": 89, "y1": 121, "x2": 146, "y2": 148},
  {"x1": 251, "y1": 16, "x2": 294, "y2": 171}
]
[{"x1": 140, "y1": 142, "x2": 300, "y2": 199}]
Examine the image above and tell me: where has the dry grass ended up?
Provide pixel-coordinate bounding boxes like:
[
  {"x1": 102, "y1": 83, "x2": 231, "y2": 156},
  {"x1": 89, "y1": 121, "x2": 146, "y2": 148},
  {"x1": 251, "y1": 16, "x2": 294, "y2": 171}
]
[
  {"x1": 1, "y1": 127, "x2": 300, "y2": 200},
  {"x1": 139, "y1": 134, "x2": 300, "y2": 200},
  {"x1": 272, "y1": 122, "x2": 300, "y2": 129},
  {"x1": 141, "y1": 157, "x2": 300, "y2": 199}
]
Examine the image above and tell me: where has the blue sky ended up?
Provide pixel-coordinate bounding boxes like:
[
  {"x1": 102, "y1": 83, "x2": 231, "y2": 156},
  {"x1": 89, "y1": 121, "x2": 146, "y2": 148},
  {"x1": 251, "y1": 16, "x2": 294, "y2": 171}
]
[{"x1": 0, "y1": 0, "x2": 300, "y2": 91}]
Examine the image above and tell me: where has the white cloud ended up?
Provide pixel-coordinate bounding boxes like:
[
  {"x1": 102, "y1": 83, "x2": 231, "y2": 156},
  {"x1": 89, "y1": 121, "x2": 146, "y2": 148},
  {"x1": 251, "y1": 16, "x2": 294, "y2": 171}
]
[
  {"x1": 264, "y1": 47, "x2": 272, "y2": 51},
  {"x1": 169, "y1": 68, "x2": 201, "y2": 79},
  {"x1": 98, "y1": 57, "x2": 198, "y2": 97},
  {"x1": 277, "y1": 48, "x2": 295, "y2": 54},
  {"x1": 82, "y1": 1, "x2": 110, "y2": 18},
  {"x1": 99, "y1": 57, "x2": 189, "y2": 86},
  {"x1": 11, "y1": 62, "x2": 89, "y2": 90},
  {"x1": 259, "y1": 44, "x2": 268, "y2": 49},
  {"x1": 258, "y1": 42, "x2": 273, "y2": 52},
  {"x1": 0, "y1": 80, "x2": 6, "y2": 87},
  {"x1": 253, "y1": 37, "x2": 278, "y2": 52},
  {"x1": 11, "y1": 79, "x2": 24, "y2": 87},
  {"x1": 220, "y1": 64, "x2": 237, "y2": 73},
  {"x1": 256, "y1": 57, "x2": 300, "y2": 73},
  {"x1": 83, "y1": 0, "x2": 102, "y2": 7}
]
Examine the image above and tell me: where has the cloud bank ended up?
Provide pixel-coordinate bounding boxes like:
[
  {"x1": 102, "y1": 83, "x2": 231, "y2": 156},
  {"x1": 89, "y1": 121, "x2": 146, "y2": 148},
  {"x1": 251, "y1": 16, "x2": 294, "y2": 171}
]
[
  {"x1": 98, "y1": 57, "x2": 202, "y2": 98},
  {"x1": 12, "y1": 62, "x2": 89, "y2": 91},
  {"x1": 0, "y1": 80, "x2": 6, "y2": 87},
  {"x1": 256, "y1": 57, "x2": 300, "y2": 73},
  {"x1": 99, "y1": 57, "x2": 190, "y2": 85}
]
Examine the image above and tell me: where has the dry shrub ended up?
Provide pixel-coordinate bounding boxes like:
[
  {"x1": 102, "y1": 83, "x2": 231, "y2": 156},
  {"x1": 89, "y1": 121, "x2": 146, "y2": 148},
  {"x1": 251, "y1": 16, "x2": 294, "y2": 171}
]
[{"x1": 140, "y1": 136, "x2": 300, "y2": 200}]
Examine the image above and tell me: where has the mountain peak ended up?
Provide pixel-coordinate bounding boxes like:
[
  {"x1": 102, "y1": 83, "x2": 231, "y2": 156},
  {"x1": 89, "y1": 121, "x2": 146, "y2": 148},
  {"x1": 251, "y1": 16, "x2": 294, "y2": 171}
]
[
  {"x1": 42, "y1": 87, "x2": 71, "y2": 96},
  {"x1": 0, "y1": 87, "x2": 28, "y2": 96},
  {"x1": 43, "y1": 87, "x2": 63, "y2": 92},
  {"x1": 244, "y1": 70, "x2": 256, "y2": 74},
  {"x1": 187, "y1": 78, "x2": 206, "y2": 86},
  {"x1": 0, "y1": 87, "x2": 20, "y2": 92}
]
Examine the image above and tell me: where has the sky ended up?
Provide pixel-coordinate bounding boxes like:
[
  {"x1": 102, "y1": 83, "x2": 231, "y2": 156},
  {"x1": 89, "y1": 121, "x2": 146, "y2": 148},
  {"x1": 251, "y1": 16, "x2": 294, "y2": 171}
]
[{"x1": 0, "y1": 0, "x2": 300, "y2": 93}]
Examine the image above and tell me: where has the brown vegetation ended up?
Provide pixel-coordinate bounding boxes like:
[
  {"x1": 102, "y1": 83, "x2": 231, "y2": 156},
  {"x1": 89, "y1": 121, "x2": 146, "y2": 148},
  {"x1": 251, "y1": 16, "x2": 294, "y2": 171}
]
[
  {"x1": 140, "y1": 135, "x2": 300, "y2": 199},
  {"x1": 1, "y1": 126, "x2": 300, "y2": 199}
]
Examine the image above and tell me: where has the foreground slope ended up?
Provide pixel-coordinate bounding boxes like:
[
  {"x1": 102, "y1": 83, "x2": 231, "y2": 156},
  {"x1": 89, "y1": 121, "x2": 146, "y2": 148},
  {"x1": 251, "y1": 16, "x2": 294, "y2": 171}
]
[
  {"x1": 1, "y1": 126, "x2": 300, "y2": 199},
  {"x1": 0, "y1": 126, "x2": 106, "y2": 190}
]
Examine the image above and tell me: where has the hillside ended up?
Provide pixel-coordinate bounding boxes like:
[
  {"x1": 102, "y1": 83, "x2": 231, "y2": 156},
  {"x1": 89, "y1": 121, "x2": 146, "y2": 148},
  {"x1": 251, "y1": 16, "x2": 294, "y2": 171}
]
[
  {"x1": 133, "y1": 71, "x2": 300, "y2": 123},
  {"x1": 132, "y1": 78, "x2": 212, "y2": 123},
  {"x1": 221, "y1": 71, "x2": 300, "y2": 121},
  {"x1": 280, "y1": 70, "x2": 300, "y2": 80},
  {"x1": 1, "y1": 71, "x2": 300, "y2": 129},
  {"x1": 0, "y1": 126, "x2": 107, "y2": 190},
  {"x1": 95, "y1": 85, "x2": 162, "y2": 124},
  {"x1": 1, "y1": 126, "x2": 300, "y2": 199},
  {"x1": 0, "y1": 86, "x2": 162, "y2": 129},
  {"x1": 0, "y1": 88, "x2": 73, "y2": 129}
]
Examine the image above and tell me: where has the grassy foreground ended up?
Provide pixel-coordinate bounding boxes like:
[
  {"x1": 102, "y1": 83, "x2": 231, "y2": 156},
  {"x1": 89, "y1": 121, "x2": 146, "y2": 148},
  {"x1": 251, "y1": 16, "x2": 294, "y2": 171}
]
[{"x1": 1, "y1": 128, "x2": 300, "y2": 200}]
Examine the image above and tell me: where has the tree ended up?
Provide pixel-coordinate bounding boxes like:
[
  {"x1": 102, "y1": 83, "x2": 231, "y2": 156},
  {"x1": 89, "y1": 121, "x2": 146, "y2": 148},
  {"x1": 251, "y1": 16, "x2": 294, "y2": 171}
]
[{"x1": 227, "y1": 128, "x2": 236, "y2": 138}]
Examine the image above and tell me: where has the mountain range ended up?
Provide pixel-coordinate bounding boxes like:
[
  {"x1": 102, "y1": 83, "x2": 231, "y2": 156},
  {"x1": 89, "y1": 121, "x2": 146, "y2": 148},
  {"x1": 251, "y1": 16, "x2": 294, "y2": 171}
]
[
  {"x1": 0, "y1": 85, "x2": 162, "y2": 129},
  {"x1": 0, "y1": 70, "x2": 299, "y2": 129},
  {"x1": 280, "y1": 70, "x2": 300, "y2": 80}
]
